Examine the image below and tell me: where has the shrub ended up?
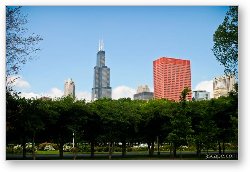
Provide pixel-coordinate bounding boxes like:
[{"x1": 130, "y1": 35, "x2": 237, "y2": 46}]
[
  {"x1": 38, "y1": 142, "x2": 48, "y2": 150},
  {"x1": 44, "y1": 145, "x2": 55, "y2": 151},
  {"x1": 78, "y1": 144, "x2": 91, "y2": 152},
  {"x1": 6, "y1": 144, "x2": 15, "y2": 154},
  {"x1": 113, "y1": 146, "x2": 122, "y2": 152},
  {"x1": 26, "y1": 142, "x2": 37, "y2": 153},
  {"x1": 63, "y1": 145, "x2": 72, "y2": 152},
  {"x1": 127, "y1": 147, "x2": 132, "y2": 152},
  {"x1": 159, "y1": 145, "x2": 170, "y2": 151},
  {"x1": 14, "y1": 145, "x2": 23, "y2": 153},
  {"x1": 38, "y1": 142, "x2": 57, "y2": 151}
]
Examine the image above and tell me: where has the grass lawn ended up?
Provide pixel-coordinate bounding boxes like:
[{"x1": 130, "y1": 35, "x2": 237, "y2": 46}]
[
  {"x1": 36, "y1": 150, "x2": 73, "y2": 154},
  {"x1": 6, "y1": 150, "x2": 238, "y2": 160}
]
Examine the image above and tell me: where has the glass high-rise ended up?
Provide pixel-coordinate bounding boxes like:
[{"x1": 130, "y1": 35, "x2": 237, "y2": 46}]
[
  {"x1": 133, "y1": 85, "x2": 154, "y2": 100},
  {"x1": 193, "y1": 90, "x2": 210, "y2": 101},
  {"x1": 92, "y1": 40, "x2": 112, "y2": 100}
]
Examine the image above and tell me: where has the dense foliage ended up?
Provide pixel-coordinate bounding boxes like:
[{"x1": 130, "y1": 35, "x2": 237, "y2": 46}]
[{"x1": 6, "y1": 89, "x2": 238, "y2": 159}]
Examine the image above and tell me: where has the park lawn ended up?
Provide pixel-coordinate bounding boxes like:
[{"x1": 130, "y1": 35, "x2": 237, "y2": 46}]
[
  {"x1": 36, "y1": 150, "x2": 72, "y2": 154},
  {"x1": 35, "y1": 151, "x2": 131, "y2": 155}
]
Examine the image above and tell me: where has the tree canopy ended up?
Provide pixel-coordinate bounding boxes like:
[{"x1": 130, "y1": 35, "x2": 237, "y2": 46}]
[
  {"x1": 6, "y1": 92, "x2": 238, "y2": 159},
  {"x1": 6, "y1": 6, "x2": 43, "y2": 89},
  {"x1": 212, "y1": 6, "x2": 238, "y2": 77}
]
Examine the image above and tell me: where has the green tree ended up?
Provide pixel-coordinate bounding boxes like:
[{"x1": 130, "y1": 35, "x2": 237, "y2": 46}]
[
  {"x1": 6, "y1": 95, "x2": 45, "y2": 159},
  {"x1": 67, "y1": 99, "x2": 89, "y2": 159},
  {"x1": 115, "y1": 98, "x2": 142, "y2": 157},
  {"x1": 189, "y1": 100, "x2": 217, "y2": 157},
  {"x1": 83, "y1": 101, "x2": 103, "y2": 158},
  {"x1": 140, "y1": 99, "x2": 172, "y2": 157},
  {"x1": 212, "y1": 97, "x2": 236, "y2": 154},
  {"x1": 212, "y1": 6, "x2": 238, "y2": 76},
  {"x1": 168, "y1": 88, "x2": 193, "y2": 158},
  {"x1": 41, "y1": 97, "x2": 75, "y2": 159},
  {"x1": 228, "y1": 83, "x2": 238, "y2": 145}
]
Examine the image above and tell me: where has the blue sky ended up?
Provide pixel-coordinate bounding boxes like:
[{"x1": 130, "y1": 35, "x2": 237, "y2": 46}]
[{"x1": 9, "y1": 6, "x2": 228, "y2": 100}]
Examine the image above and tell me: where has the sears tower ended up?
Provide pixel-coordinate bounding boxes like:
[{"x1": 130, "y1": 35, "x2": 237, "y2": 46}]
[{"x1": 92, "y1": 40, "x2": 112, "y2": 100}]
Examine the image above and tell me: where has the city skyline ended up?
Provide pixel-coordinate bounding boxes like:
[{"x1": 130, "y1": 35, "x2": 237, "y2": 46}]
[{"x1": 7, "y1": 6, "x2": 229, "y2": 101}]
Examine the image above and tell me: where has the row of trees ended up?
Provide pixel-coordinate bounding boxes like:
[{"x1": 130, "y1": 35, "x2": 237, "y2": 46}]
[{"x1": 6, "y1": 87, "x2": 238, "y2": 159}]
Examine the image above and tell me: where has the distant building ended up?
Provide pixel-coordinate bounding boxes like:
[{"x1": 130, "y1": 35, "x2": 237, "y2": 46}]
[
  {"x1": 134, "y1": 85, "x2": 154, "y2": 100},
  {"x1": 193, "y1": 90, "x2": 210, "y2": 101},
  {"x1": 213, "y1": 75, "x2": 235, "y2": 98},
  {"x1": 40, "y1": 96, "x2": 51, "y2": 101},
  {"x1": 92, "y1": 40, "x2": 112, "y2": 100},
  {"x1": 64, "y1": 78, "x2": 75, "y2": 98},
  {"x1": 153, "y1": 57, "x2": 192, "y2": 101}
]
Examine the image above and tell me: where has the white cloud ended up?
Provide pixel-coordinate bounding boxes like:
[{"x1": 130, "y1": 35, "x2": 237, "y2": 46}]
[
  {"x1": 149, "y1": 86, "x2": 154, "y2": 93},
  {"x1": 194, "y1": 80, "x2": 214, "y2": 98},
  {"x1": 20, "y1": 92, "x2": 41, "y2": 99},
  {"x1": 112, "y1": 85, "x2": 136, "y2": 100},
  {"x1": 76, "y1": 91, "x2": 91, "y2": 102},
  {"x1": 43, "y1": 87, "x2": 64, "y2": 98},
  {"x1": 20, "y1": 88, "x2": 92, "y2": 101},
  {"x1": 7, "y1": 75, "x2": 30, "y2": 89},
  {"x1": 19, "y1": 87, "x2": 64, "y2": 99}
]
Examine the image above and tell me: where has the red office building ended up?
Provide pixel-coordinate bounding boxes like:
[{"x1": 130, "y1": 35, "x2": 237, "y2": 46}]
[{"x1": 153, "y1": 57, "x2": 191, "y2": 101}]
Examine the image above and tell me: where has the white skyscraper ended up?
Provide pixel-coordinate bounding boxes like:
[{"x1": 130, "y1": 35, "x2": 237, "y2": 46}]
[
  {"x1": 64, "y1": 78, "x2": 75, "y2": 98},
  {"x1": 213, "y1": 75, "x2": 235, "y2": 98}
]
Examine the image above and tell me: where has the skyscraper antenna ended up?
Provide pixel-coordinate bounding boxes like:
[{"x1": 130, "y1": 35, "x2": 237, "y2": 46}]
[
  {"x1": 98, "y1": 40, "x2": 101, "y2": 51},
  {"x1": 101, "y1": 39, "x2": 104, "y2": 51},
  {"x1": 98, "y1": 39, "x2": 104, "y2": 51}
]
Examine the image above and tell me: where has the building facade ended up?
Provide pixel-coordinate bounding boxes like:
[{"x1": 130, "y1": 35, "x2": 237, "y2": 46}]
[
  {"x1": 92, "y1": 40, "x2": 112, "y2": 100},
  {"x1": 133, "y1": 85, "x2": 154, "y2": 100},
  {"x1": 193, "y1": 90, "x2": 210, "y2": 101},
  {"x1": 64, "y1": 78, "x2": 75, "y2": 98},
  {"x1": 153, "y1": 57, "x2": 191, "y2": 101},
  {"x1": 213, "y1": 75, "x2": 235, "y2": 98}
]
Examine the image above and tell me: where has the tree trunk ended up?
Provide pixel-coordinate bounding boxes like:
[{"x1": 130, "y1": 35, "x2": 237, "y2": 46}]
[
  {"x1": 157, "y1": 136, "x2": 160, "y2": 156},
  {"x1": 170, "y1": 143, "x2": 172, "y2": 158},
  {"x1": 196, "y1": 143, "x2": 201, "y2": 158},
  {"x1": 22, "y1": 138, "x2": 26, "y2": 159},
  {"x1": 218, "y1": 142, "x2": 222, "y2": 154},
  {"x1": 222, "y1": 141, "x2": 225, "y2": 154},
  {"x1": 108, "y1": 142, "x2": 113, "y2": 160},
  {"x1": 122, "y1": 140, "x2": 126, "y2": 157},
  {"x1": 150, "y1": 142, "x2": 155, "y2": 156},
  {"x1": 73, "y1": 149, "x2": 77, "y2": 160},
  {"x1": 59, "y1": 142, "x2": 64, "y2": 159},
  {"x1": 147, "y1": 142, "x2": 151, "y2": 156},
  {"x1": 90, "y1": 141, "x2": 95, "y2": 158},
  {"x1": 32, "y1": 133, "x2": 36, "y2": 160},
  {"x1": 180, "y1": 147, "x2": 182, "y2": 159},
  {"x1": 173, "y1": 145, "x2": 177, "y2": 159}
]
